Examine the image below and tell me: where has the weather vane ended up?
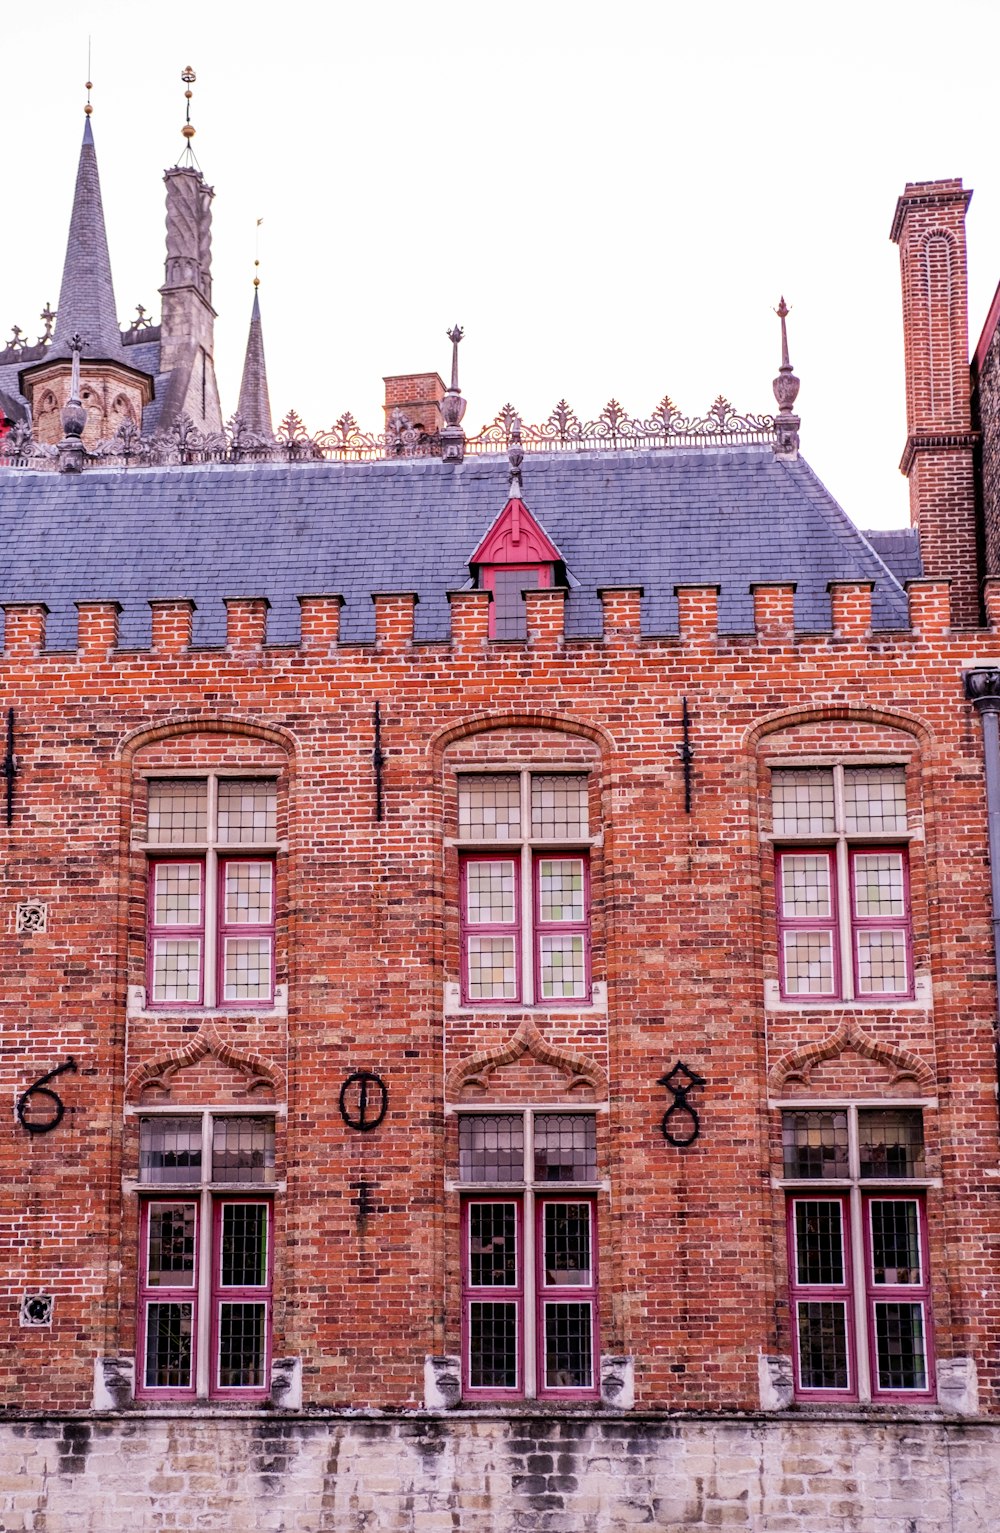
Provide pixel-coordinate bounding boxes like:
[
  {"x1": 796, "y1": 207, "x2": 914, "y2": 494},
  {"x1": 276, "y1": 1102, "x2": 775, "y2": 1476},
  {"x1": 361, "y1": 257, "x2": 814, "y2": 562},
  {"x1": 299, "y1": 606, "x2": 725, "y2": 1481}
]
[
  {"x1": 179, "y1": 65, "x2": 198, "y2": 163},
  {"x1": 85, "y1": 39, "x2": 93, "y2": 117}
]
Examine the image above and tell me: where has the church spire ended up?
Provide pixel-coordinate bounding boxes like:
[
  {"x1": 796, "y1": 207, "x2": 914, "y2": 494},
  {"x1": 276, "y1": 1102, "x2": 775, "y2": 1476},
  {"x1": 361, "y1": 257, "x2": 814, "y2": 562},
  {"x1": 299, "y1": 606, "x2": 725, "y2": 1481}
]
[
  {"x1": 51, "y1": 105, "x2": 122, "y2": 361},
  {"x1": 237, "y1": 282, "x2": 273, "y2": 437}
]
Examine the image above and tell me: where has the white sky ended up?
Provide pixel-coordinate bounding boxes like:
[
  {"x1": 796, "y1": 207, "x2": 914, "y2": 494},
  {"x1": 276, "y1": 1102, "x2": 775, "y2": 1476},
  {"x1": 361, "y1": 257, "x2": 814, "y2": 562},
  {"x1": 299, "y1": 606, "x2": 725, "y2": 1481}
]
[{"x1": 5, "y1": 0, "x2": 1000, "y2": 530}]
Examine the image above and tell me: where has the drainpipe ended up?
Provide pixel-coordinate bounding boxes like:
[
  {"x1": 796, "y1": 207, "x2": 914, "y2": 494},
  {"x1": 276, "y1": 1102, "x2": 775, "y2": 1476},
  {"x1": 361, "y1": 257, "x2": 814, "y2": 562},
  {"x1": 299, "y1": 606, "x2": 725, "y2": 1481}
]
[{"x1": 965, "y1": 668, "x2": 1000, "y2": 1127}]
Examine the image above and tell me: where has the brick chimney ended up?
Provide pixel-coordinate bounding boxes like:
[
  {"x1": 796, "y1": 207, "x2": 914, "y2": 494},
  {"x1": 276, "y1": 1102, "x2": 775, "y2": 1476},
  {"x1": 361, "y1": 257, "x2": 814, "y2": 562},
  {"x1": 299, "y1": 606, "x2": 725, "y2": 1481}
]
[
  {"x1": 891, "y1": 179, "x2": 980, "y2": 625},
  {"x1": 383, "y1": 373, "x2": 446, "y2": 436}
]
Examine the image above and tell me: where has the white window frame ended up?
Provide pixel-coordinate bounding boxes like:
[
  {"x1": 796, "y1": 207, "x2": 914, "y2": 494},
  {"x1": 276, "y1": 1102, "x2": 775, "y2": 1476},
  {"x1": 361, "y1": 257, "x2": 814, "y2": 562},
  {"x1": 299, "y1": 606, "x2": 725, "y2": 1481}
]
[{"x1": 772, "y1": 1097, "x2": 938, "y2": 1404}]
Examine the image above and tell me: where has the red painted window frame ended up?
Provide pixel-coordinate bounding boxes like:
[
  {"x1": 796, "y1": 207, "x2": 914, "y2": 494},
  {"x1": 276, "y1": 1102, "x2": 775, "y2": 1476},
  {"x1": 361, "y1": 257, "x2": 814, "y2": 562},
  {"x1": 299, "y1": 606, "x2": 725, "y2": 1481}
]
[
  {"x1": 209, "y1": 1197, "x2": 273, "y2": 1401},
  {"x1": 136, "y1": 1196, "x2": 273, "y2": 1402},
  {"x1": 849, "y1": 846, "x2": 914, "y2": 1000},
  {"x1": 533, "y1": 853, "x2": 592, "y2": 1004},
  {"x1": 535, "y1": 1196, "x2": 600, "y2": 1400},
  {"x1": 217, "y1": 856, "x2": 276, "y2": 1009},
  {"x1": 461, "y1": 1197, "x2": 524, "y2": 1399},
  {"x1": 147, "y1": 858, "x2": 206, "y2": 1009},
  {"x1": 136, "y1": 1198, "x2": 200, "y2": 1401},
  {"x1": 862, "y1": 1193, "x2": 934, "y2": 1401},
  {"x1": 480, "y1": 564, "x2": 552, "y2": 638},
  {"x1": 775, "y1": 848, "x2": 839, "y2": 1001},
  {"x1": 459, "y1": 855, "x2": 522, "y2": 1005},
  {"x1": 787, "y1": 1193, "x2": 857, "y2": 1401}
]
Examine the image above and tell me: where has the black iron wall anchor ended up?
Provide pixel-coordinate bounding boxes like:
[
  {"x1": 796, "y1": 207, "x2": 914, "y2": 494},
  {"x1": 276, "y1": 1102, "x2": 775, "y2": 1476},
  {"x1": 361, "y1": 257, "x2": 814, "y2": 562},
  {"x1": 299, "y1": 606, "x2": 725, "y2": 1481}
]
[
  {"x1": 658, "y1": 1060, "x2": 706, "y2": 1147},
  {"x1": 676, "y1": 697, "x2": 694, "y2": 814},
  {"x1": 373, "y1": 701, "x2": 385, "y2": 822},
  {"x1": 16, "y1": 1058, "x2": 78, "y2": 1134},
  {"x1": 339, "y1": 1070, "x2": 389, "y2": 1133},
  {"x1": 3, "y1": 708, "x2": 16, "y2": 826}
]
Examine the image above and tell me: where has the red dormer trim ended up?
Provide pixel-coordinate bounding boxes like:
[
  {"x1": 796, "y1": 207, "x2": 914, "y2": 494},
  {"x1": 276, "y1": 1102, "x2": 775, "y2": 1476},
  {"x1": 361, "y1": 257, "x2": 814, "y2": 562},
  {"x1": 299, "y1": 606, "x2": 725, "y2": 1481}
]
[{"x1": 469, "y1": 498, "x2": 563, "y2": 567}]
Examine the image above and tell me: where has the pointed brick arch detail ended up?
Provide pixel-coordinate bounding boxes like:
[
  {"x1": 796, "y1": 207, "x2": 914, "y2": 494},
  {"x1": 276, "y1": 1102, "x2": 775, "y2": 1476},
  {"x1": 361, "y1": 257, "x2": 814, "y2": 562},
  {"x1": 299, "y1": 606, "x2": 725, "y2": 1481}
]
[
  {"x1": 769, "y1": 1017, "x2": 934, "y2": 1094},
  {"x1": 126, "y1": 1019, "x2": 285, "y2": 1102},
  {"x1": 446, "y1": 1018, "x2": 608, "y2": 1101}
]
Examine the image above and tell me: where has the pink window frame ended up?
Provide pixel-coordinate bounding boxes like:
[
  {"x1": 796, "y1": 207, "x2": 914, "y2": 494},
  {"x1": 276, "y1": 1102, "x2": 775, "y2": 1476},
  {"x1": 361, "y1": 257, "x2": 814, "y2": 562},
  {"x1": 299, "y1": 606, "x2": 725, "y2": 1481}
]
[
  {"x1": 775, "y1": 848, "x2": 840, "y2": 1001},
  {"x1": 849, "y1": 846, "x2": 914, "y2": 1000},
  {"x1": 862, "y1": 1193, "x2": 934, "y2": 1401},
  {"x1": 480, "y1": 564, "x2": 553, "y2": 638},
  {"x1": 217, "y1": 856, "x2": 276, "y2": 1009},
  {"x1": 459, "y1": 854, "x2": 522, "y2": 1006},
  {"x1": 147, "y1": 858, "x2": 206, "y2": 1009},
  {"x1": 136, "y1": 1198, "x2": 200, "y2": 1401},
  {"x1": 535, "y1": 1196, "x2": 600, "y2": 1400},
  {"x1": 461, "y1": 1197, "x2": 524, "y2": 1398},
  {"x1": 787, "y1": 1193, "x2": 857, "y2": 1401},
  {"x1": 210, "y1": 1197, "x2": 273, "y2": 1401},
  {"x1": 533, "y1": 852, "x2": 592, "y2": 1004}
]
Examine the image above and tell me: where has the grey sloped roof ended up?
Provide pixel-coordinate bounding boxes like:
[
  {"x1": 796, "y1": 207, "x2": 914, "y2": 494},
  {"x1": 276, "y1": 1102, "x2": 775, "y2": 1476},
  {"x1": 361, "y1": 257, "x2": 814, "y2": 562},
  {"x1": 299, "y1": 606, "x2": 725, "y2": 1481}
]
[
  {"x1": 0, "y1": 445, "x2": 913, "y2": 649},
  {"x1": 863, "y1": 527, "x2": 922, "y2": 584},
  {"x1": 48, "y1": 119, "x2": 124, "y2": 362}
]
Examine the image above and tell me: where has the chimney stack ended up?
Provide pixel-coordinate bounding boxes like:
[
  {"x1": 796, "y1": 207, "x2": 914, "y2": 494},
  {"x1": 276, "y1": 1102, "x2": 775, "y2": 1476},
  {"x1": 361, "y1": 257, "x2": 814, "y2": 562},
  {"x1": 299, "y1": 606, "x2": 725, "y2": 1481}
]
[{"x1": 891, "y1": 179, "x2": 980, "y2": 625}]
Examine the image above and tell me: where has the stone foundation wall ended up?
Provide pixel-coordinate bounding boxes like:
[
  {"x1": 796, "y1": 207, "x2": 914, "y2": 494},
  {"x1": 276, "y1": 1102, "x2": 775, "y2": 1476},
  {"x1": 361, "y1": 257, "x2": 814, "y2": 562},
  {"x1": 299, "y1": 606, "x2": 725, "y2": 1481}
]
[{"x1": 1, "y1": 1412, "x2": 996, "y2": 1532}]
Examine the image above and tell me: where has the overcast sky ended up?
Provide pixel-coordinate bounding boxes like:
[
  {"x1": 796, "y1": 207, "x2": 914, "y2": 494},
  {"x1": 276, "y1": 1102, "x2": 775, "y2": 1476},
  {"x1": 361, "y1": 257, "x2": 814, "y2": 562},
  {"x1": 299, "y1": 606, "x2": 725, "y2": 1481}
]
[{"x1": 5, "y1": 1, "x2": 1000, "y2": 530}]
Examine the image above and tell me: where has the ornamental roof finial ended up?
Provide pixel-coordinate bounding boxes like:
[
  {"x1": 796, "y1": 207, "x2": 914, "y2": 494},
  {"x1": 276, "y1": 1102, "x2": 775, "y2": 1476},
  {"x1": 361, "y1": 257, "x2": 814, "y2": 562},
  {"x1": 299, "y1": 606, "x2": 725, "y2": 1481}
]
[
  {"x1": 440, "y1": 324, "x2": 467, "y2": 463},
  {"x1": 772, "y1": 297, "x2": 801, "y2": 460},
  {"x1": 508, "y1": 416, "x2": 524, "y2": 496},
  {"x1": 59, "y1": 333, "x2": 88, "y2": 471},
  {"x1": 178, "y1": 65, "x2": 200, "y2": 167}
]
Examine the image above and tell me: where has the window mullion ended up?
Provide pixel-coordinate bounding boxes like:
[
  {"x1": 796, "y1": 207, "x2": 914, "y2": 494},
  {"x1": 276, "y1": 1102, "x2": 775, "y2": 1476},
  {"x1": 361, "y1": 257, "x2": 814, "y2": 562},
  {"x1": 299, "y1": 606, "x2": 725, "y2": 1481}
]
[
  {"x1": 521, "y1": 772, "x2": 533, "y2": 1004},
  {"x1": 196, "y1": 1115, "x2": 212, "y2": 1398},
  {"x1": 205, "y1": 776, "x2": 220, "y2": 1007},
  {"x1": 524, "y1": 1186, "x2": 537, "y2": 1399},
  {"x1": 835, "y1": 839, "x2": 853, "y2": 1001}
]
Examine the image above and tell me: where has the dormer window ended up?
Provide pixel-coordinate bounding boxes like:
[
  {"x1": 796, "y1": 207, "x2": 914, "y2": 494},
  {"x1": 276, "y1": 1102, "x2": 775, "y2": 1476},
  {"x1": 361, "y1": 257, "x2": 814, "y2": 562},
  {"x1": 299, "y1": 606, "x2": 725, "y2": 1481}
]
[{"x1": 469, "y1": 482, "x2": 565, "y2": 640}]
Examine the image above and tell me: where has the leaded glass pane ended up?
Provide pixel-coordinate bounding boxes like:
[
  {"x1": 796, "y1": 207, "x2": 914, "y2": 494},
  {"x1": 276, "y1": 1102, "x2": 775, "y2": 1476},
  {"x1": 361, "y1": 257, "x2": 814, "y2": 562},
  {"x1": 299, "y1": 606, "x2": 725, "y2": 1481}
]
[
  {"x1": 856, "y1": 929, "x2": 909, "y2": 994},
  {"x1": 772, "y1": 769, "x2": 835, "y2": 834},
  {"x1": 537, "y1": 858, "x2": 585, "y2": 922},
  {"x1": 543, "y1": 1203, "x2": 592, "y2": 1286},
  {"x1": 781, "y1": 854, "x2": 832, "y2": 917},
  {"x1": 224, "y1": 861, "x2": 273, "y2": 924},
  {"x1": 465, "y1": 935, "x2": 517, "y2": 999},
  {"x1": 465, "y1": 861, "x2": 516, "y2": 924},
  {"x1": 217, "y1": 780, "x2": 276, "y2": 844},
  {"x1": 223, "y1": 936, "x2": 273, "y2": 1001},
  {"x1": 217, "y1": 1302, "x2": 267, "y2": 1388},
  {"x1": 543, "y1": 1302, "x2": 593, "y2": 1389},
  {"x1": 140, "y1": 1118, "x2": 201, "y2": 1184},
  {"x1": 146, "y1": 1204, "x2": 196, "y2": 1287},
  {"x1": 782, "y1": 1111, "x2": 849, "y2": 1180},
  {"x1": 539, "y1": 934, "x2": 587, "y2": 998},
  {"x1": 144, "y1": 1302, "x2": 193, "y2": 1388},
  {"x1": 844, "y1": 767, "x2": 907, "y2": 834},
  {"x1": 873, "y1": 1302, "x2": 927, "y2": 1390},
  {"x1": 869, "y1": 1200, "x2": 922, "y2": 1285},
  {"x1": 459, "y1": 1116, "x2": 524, "y2": 1182},
  {"x1": 853, "y1": 852, "x2": 905, "y2": 917},
  {"x1": 458, "y1": 775, "x2": 521, "y2": 839},
  {"x1": 147, "y1": 780, "x2": 207, "y2": 844},
  {"x1": 219, "y1": 1204, "x2": 269, "y2": 1287},
  {"x1": 534, "y1": 1115, "x2": 597, "y2": 1182},
  {"x1": 153, "y1": 862, "x2": 201, "y2": 925},
  {"x1": 531, "y1": 775, "x2": 589, "y2": 838},
  {"x1": 468, "y1": 1203, "x2": 518, "y2": 1287},
  {"x1": 152, "y1": 938, "x2": 202, "y2": 1004},
  {"x1": 469, "y1": 1301, "x2": 518, "y2": 1388},
  {"x1": 212, "y1": 1118, "x2": 275, "y2": 1184},
  {"x1": 859, "y1": 1110, "x2": 924, "y2": 1179},
  {"x1": 794, "y1": 1200, "x2": 845, "y2": 1286},
  {"x1": 781, "y1": 930, "x2": 834, "y2": 994},
  {"x1": 796, "y1": 1301, "x2": 849, "y2": 1390}
]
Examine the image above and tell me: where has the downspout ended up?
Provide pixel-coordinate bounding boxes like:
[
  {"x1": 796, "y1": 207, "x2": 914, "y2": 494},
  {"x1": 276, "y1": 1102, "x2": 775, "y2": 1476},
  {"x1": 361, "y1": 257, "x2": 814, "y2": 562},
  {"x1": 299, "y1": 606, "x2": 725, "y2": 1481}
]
[{"x1": 965, "y1": 668, "x2": 1000, "y2": 1128}]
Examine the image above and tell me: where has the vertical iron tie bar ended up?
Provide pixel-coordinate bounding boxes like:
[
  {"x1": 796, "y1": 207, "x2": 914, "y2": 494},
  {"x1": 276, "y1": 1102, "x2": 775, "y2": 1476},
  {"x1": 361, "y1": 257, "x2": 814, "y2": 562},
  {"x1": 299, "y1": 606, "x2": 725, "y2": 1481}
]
[
  {"x1": 3, "y1": 708, "x2": 16, "y2": 826},
  {"x1": 373, "y1": 701, "x2": 385, "y2": 822},
  {"x1": 677, "y1": 696, "x2": 694, "y2": 814}
]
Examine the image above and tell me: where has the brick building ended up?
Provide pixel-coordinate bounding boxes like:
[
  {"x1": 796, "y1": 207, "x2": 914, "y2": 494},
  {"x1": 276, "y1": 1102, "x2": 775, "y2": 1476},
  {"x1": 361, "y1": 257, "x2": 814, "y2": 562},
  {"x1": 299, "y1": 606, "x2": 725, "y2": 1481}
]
[{"x1": 3, "y1": 113, "x2": 1000, "y2": 1531}]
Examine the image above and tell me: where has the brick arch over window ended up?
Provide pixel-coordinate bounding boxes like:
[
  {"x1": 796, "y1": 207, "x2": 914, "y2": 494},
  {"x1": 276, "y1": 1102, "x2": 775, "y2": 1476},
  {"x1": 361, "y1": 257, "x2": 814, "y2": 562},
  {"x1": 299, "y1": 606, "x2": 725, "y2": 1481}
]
[
  {"x1": 117, "y1": 714, "x2": 299, "y2": 765},
  {"x1": 446, "y1": 1017, "x2": 608, "y2": 1101},
  {"x1": 126, "y1": 1018, "x2": 285, "y2": 1102},
  {"x1": 430, "y1": 710, "x2": 616, "y2": 767},
  {"x1": 769, "y1": 1017, "x2": 935, "y2": 1094},
  {"x1": 744, "y1": 702, "x2": 933, "y2": 755}
]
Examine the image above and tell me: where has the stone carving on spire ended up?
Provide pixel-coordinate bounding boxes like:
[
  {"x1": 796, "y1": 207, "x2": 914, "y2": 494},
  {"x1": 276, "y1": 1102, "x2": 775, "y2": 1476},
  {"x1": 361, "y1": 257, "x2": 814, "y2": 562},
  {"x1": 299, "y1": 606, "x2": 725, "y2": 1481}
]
[
  {"x1": 440, "y1": 324, "x2": 467, "y2": 463},
  {"x1": 772, "y1": 297, "x2": 801, "y2": 460}
]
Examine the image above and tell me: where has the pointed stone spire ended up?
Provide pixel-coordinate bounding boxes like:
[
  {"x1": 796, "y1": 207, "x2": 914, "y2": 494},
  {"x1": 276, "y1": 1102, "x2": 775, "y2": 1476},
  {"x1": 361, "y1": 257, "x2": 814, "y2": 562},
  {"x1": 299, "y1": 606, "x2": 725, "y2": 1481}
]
[
  {"x1": 51, "y1": 112, "x2": 122, "y2": 360},
  {"x1": 237, "y1": 284, "x2": 273, "y2": 437},
  {"x1": 772, "y1": 297, "x2": 801, "y2": 460}
]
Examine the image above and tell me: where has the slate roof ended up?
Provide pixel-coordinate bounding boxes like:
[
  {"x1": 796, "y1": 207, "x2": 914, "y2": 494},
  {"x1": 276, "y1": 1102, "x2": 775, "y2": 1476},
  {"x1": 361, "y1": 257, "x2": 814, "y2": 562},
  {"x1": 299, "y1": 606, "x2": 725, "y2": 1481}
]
[
  {"x1": 863, "y1": 527, "x2": 923, "y2": 585},
  {"x1": 0, "y1": 445, "x2": 915, "y2": 649},
  {"x1": 237, "y1": 290, "x2": 272, "y2": 437},
  {"x1": 48, "y1": 119, "x2": 127, "y2": 363}
]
